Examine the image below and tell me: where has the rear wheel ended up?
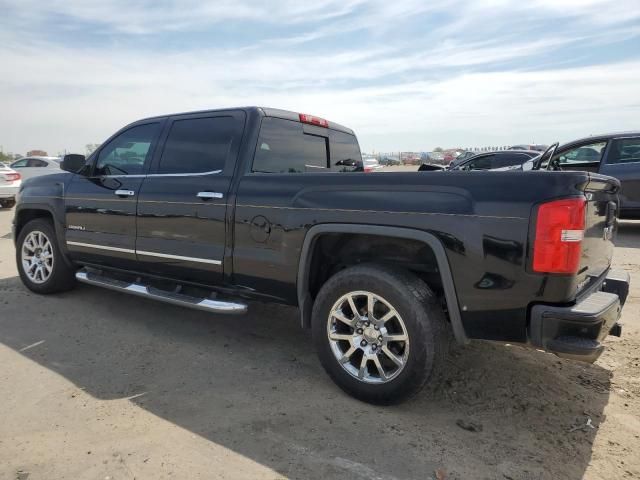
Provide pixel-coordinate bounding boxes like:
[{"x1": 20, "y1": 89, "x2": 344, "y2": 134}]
[
  {"x1": 16, "y1": 218, "x2": 76, "y2": 294},
  {"x1": 312, "y1": 264, "x2": 449, "y2": 405}
]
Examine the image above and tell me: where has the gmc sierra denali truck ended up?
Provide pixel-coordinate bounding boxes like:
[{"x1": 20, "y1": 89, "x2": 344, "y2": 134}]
[{"x1": 13, "y1": 107, "x2": 629, "y2": 404}]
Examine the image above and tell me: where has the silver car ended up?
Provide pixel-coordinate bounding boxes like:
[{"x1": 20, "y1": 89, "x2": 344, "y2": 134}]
[
  {"x1": 10, "y1": 156, "x2": 61, "y2": 181},
  {"x1": 0, "y1": 163, "x2": 22, "y2": 208}
]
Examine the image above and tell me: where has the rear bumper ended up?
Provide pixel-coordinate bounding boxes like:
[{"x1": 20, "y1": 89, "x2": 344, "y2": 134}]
[
  {"x1": 529, "y1": 269, "x2": 629, "y2": 363},
  {"x1": 0, "y1": 185, "x2": 20, "y2": 198}
]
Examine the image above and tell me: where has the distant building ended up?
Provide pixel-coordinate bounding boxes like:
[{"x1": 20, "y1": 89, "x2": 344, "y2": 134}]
[{"x1": 27, "y1": 149, "x2": 47, "y2": 156}]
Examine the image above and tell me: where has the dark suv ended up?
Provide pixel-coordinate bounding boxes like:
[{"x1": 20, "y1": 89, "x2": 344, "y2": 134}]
[{"x1": 541, "y1": 132, "x2": 640, "y2": 219}]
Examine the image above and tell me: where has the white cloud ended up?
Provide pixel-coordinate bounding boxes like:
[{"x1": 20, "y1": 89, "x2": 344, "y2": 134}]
[{"x1": 0, "y1": 0, "x2": 639, "y2": 154}]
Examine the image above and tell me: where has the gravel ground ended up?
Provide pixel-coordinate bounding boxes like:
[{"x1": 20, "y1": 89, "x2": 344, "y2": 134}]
[{"x1": 0, "y1": 207, "x2": 638, "y2": 480}]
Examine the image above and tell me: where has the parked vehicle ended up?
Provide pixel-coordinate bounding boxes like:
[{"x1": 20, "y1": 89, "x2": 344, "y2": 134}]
[
  {"x1": 448, "y1": 150, "x2": 540, "y2": 171},
  {"x1": 0, "y1": 163, "x2": 21, "y2": 208},
  {"x1": 516, "y1": 132, "x2": 640, "y2": 219},
  {"x1": 380, "y1": 157, "x2": 400, "y2": 166},
  {"x1": 362, "y1": 155, "x2": 383, "y2": 172},
  {"x1": 10, "y1": 156, "x2": 61, "y2": 181},
  {"x1": 13, "y1": 107, "x2": 629, "y2": 404}
]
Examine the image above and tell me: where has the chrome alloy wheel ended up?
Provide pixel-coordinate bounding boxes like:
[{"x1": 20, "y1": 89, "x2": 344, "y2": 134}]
[
  {"x1": 21, "y1": 231, "x2": 54, "y2": 284},
  {"x1": 327, "y1": 290, "x2": 410, "y2": 384}
]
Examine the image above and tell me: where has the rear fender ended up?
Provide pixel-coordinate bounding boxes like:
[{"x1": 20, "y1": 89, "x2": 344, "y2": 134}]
[{"x1": 297, "y1": 224, "x2": 468, "y2": 344}]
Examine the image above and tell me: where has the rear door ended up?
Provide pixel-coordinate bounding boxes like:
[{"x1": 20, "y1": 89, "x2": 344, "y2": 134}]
[
  {"x1": 599, "y1": 136, "x2": 640, "y2": 214},
  {"x1": 135, "y1": 110, "x2": 245, "y2": 285}
]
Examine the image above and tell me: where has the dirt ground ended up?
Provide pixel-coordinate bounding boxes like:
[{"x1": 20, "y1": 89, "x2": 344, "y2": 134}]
[{"x1": 0, "y1": 207, "x2": 638, "y2": 480}]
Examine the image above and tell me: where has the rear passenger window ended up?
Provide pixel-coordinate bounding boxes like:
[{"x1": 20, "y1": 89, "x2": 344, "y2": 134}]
[
  {"x1": 28, "y1": 159, "x2": 48, "y2": 167},
  {"x1": 253, "y1": 117, "x2": 328, "y2": 173},
  {"x1": 158, "y1": 116, "x2": 238, "y2": 174},
  {"x1": 607, "y1": 138, "x2": 640, "y2": 164}
]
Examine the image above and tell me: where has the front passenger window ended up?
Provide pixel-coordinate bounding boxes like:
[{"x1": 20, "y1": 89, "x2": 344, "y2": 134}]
[
  {"x1": 555, "y1": 142, "x2": 606, "y2": 165},
  {"x1": 95, "y1": 123, "x2": 161, "y2": 176}
]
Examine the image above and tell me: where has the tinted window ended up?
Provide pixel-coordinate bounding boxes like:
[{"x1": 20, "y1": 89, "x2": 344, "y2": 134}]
[
  {"x1": 607, "y1": 138, "x2": 640, "y2": 164},
  {"x1": 96, "y1": 123, "x2": 160, "y2": 176},
  {"x1": 462, "y1": 155, "x2": 495, "y2": 170},
  {"x1": 27, "y1": 159, "x2": 48, "y2": 167},
  {"x1": 11, "y1": 159, "x2": 28, "y2": 168},
  {"x1": 555, "y1": 141, "x2": 606, "y2": 165},
  {"x1": 253, "y1": 117, "x2": 328, "y2": 173},
  {"x1": 330, "y1": 130, "x2": 362, "y2": 172},
  {"x1": 492, "y1": 153, "x2": 529, "y2": 168},
  {"x1": 158, "y1": 116, "x2": 239, "y2": 174}
]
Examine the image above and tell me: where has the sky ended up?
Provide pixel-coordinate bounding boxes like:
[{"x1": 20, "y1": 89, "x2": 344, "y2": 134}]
[{"x1": 0, "y1": 0, "x2": 639, "y2": 155}]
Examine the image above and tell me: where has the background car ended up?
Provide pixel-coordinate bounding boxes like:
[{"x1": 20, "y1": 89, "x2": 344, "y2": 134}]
[
  {"x1": 0, "y1": 163, "x2": 22, "y2": 208},
  {"x1": 380, "y1": 156, "x2": 400, "y2": 166},
  {"x1": 448, "y1": 150, "x2": 540, "y2": 171},
  {"x1": 362, "y1": 155, "x2": 383, "y2": 172},
  {"x1": 10, "y1": 156, "x2": 61, "y2": 181}
]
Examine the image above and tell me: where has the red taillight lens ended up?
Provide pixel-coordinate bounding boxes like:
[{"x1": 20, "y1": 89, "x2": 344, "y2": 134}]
[
  {"x1": 299, "y1": 113, "x2": 329, "y2": 128},
  {"x1": 5, "y1": 172, "x2": 21, "y2": 182},
  {"x1": 532, "y1": 197, "x2": 586, "y2": 274}
]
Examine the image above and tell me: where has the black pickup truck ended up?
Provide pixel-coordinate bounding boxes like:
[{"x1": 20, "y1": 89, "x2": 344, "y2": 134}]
[{"x1": 13, "y1": 107, "x2": 629, "y2": 404}]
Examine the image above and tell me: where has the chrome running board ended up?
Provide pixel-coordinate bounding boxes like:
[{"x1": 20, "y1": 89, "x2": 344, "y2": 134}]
[{"x1": 75, "y1": 269, "x2": 247, "y2": 315}]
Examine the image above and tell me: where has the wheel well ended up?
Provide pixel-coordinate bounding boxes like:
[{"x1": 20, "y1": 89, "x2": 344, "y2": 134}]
[
  {"x1": 307, "y1": 233, "x2": 444, "y2": 302},
  {"x1": 15, "y1": 209, "x2": 54, "y2": 239}
]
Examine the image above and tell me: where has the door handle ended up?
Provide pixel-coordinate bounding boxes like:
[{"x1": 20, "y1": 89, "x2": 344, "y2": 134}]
[
  {"x1": 114, "y1": 189, "x2": 135, "y2": 197},
  {"x1": 197, "y1": 191, "x2": 223, "y2": 200}
]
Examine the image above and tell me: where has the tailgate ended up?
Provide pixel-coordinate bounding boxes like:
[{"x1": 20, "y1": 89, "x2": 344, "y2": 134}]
[{"x1": 578, "y1": 173, "x2": 619, "y2": 285}]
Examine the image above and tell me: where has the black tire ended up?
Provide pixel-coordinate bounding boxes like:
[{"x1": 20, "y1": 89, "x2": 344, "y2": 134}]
[
  {"x1": 16, "y1": 218, "x2": 76, "y2": 294},
  {"x1": 0, "y1": 199, "x2": 16, "y2": 209},
  {"x1": 312, "y1": 264, "x2": 449, "y2": 405}
]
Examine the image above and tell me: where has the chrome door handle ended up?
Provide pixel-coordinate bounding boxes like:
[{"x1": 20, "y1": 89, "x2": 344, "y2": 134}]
[
  {"x1": 115, "y1": 189, "x2": 135, "y2": 197},
  {"x1": 197, "y1": 191, "x2": 223, "y2": 200}
]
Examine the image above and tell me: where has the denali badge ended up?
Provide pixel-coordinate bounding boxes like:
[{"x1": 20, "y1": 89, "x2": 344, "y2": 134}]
[{"x1": 67, "y1": 225, "x2": 85, "y2": 231}]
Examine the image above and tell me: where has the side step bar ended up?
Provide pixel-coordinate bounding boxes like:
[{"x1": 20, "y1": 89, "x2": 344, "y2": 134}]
[{"x1": 76, "y1": 269, "x2": 247, "y2": 315}]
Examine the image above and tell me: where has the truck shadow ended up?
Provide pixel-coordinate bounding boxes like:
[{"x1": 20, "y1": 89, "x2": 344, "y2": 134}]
[
  {"x1": 616, "y1": 220, "x2": 640, "y2": 248},
  {"x1": 0, "y1": 276, "x2": 611, "y2": 480}
]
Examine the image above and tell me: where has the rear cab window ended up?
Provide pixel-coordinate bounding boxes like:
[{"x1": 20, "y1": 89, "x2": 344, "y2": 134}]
[{"x1": 252, "y1": 116, "x2": 362, "y2": 173}]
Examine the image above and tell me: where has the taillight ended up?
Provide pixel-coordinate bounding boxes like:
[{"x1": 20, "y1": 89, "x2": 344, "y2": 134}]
[
  {"x1": 532, "y1": 197, "x2": 586, "y2": 274},
  {"x1": 299, "y1": 113, "x2": 329, "y2": 128},
  {"x1": 5, "y1": 172, "x2": 21, "y2": 182}
]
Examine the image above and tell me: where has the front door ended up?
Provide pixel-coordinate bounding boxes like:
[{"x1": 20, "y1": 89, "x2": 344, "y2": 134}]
[
  {"x1": 135, "y1": 111, "x2": 246, "y2": 285},
  {"x1": 64, "y1": 121, "x2": 164, "y2": 269}
]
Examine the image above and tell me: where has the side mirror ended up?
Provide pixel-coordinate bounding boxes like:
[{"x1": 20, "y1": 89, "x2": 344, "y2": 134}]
[{"x1": 61, "y1": 154, "x2": 87, "y2": 174}]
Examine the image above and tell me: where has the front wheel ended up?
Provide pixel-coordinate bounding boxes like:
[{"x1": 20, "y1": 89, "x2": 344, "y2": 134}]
[
  {"x1": 0, "y1": 199, "x2": 16, "y2": 209},
  {"x1": 16, "y1": 218, "x2": 76, "y2": 294},
  {"x1": 312, "y1": 264, "x2": 449, "y2": 405}
]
